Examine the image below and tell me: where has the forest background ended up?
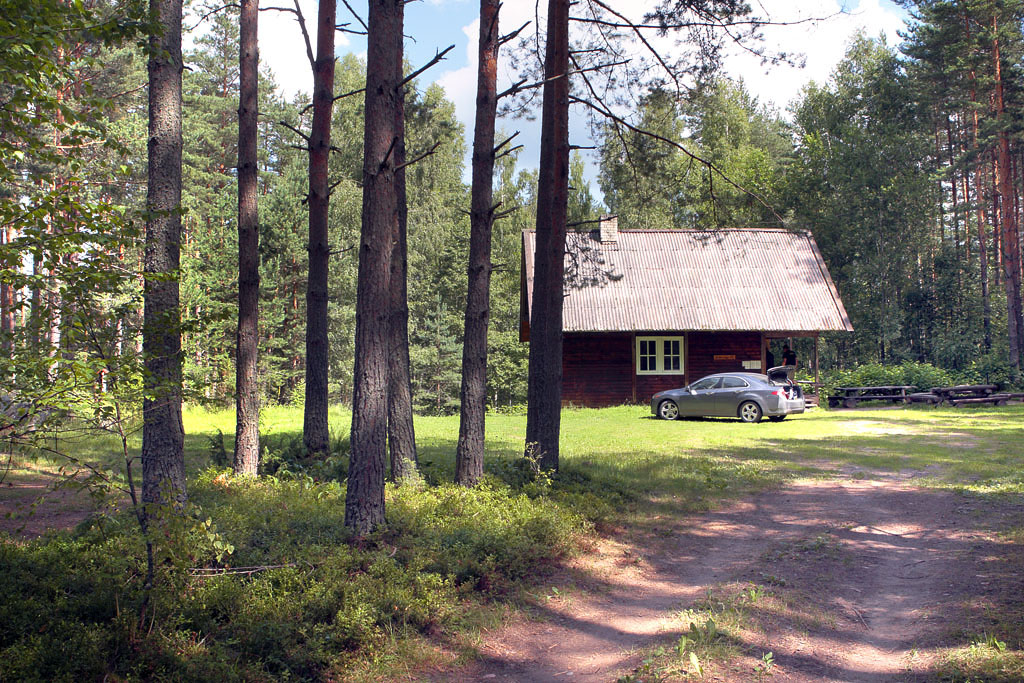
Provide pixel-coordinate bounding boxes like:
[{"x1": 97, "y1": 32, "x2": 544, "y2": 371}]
[
  {"x1": 2, "y1": 0, "x2": 1024, "y2": 421},
  {"x1": 3, "y1": 0, "x2": 1024, "y2": 678}
]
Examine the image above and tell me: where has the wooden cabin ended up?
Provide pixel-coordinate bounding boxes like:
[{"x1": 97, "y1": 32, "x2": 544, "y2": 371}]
[{"x1": 520, "y1": 219, "x2": 853, "y2": 407}]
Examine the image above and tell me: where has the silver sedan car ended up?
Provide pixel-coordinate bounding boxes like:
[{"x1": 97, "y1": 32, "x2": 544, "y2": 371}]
[{"x1": 651, "y1": 371, "x2": 805, "y2": 423}]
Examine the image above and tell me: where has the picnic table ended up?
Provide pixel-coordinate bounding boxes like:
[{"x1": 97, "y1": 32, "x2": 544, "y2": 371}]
[
  {"x1": 930, "y1": 384, "x2": 1024, "y2": 406},
  {"x1": 828, "y1": 385, "x2": 916, "y2": 409}
]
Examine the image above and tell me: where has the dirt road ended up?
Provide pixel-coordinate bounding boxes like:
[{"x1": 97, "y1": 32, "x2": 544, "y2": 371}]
[{"x1": 440, "y1": 474, "x2": 1022, "y2": 681}]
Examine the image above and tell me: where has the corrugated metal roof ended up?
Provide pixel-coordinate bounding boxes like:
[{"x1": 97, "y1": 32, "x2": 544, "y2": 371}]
[{"x1": 522, "y1": 228, "x2": 854, "y2": 333}]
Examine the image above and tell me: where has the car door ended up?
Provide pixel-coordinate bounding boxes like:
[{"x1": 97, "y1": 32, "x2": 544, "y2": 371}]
[
  {"x1": 679, "y1": 376, "x2": 721, "y2": 415},
  {"x1": 713, "y1": 375, "x2": 750, "y2": 416}
]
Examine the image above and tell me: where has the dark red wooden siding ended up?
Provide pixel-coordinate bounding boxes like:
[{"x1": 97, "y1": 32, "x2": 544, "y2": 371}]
[
  {"x1": 561, "y1": 331, "x2": 763, "y2": 407},
  {"x1": 561, "y1": 333, "x2": 633, "y2": 407},
  {"x1": 636, "y1": 374, "x2": 687, "y2": 402},
  {"x1": 686, "y1": 331, "x2": 761, "y2": 381}
]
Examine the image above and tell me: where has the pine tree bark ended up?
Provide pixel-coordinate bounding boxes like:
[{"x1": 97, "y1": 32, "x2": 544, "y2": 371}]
[
  {"x1": 303, "y1": 0, "x2": 336, "y2": 458},
  {"x1": 0, "y1": 227, "x2": 12, "y2": 357},
  {"x1": 387, "y1": 44, "x2": 417, "y2": 483},
  {"x1": 992, "y1": 13, "x2": 1023, "y2": 378},
  {"x1": 347, "y1": 0, "x2": 403, "y2": 534},
  {"x1": 967, "y1": 35, "x2": 992, "y2": 350},
  {"x1": 234, "y1": 0, "x2": 260, "y2": 476},
  {"x1": 525, "y1": 0, "x2": 571, "y2": 472},
  {"x1": 143, "y1": 0, "x2": 186, "y2": 508},
  {"x1": 456, "y1": 0, "x2": 501, "y2": 486}
]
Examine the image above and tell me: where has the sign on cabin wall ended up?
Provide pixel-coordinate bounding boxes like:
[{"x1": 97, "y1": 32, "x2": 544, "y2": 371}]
[{"x1": 714, "y1": 354, "x2": 736, "y2": 361}]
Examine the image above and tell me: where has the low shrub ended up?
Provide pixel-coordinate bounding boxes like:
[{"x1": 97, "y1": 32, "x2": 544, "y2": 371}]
[
  {"x1": 820, "y1": 361, "x2": 968, "y2": 403},
  {"x1": 1, "y1": 467, "x2": 585, "y2": 680}
]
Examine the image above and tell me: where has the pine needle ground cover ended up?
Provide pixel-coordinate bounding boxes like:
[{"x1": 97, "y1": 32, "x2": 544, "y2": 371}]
[{"x1": 1, "y1": 404, "x2": 1022, "y2": 680}]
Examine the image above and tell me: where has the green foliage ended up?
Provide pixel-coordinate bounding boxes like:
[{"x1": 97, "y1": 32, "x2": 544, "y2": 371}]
[
  {"x1": 0, "y1": 533, "x2": 143, "y2": 683},
  {"x1": 600, "y1": 80, "x2": 789, "y2": 231},
  {"x1": 1, "y1": 465, "x2": 584, "y2": 680},
  {"x1": 821, "y1": 361, "x2": 963, "y2": 400},
  {"x1": 5, "y1": 402, "x2": 1024, "y2": 679}
]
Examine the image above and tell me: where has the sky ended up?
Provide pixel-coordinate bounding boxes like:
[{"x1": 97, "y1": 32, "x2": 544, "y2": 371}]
[{"x1": 246, "y1": 0, "x2": 910, "y2": 199}]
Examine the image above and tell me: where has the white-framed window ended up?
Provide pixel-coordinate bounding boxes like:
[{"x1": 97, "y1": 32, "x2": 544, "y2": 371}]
[{"x1": 635, "y1": 335, "x2": 685, "y2": 375}]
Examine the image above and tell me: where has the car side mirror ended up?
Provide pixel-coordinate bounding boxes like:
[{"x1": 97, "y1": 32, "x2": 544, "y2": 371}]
[{"x1": 688, "y1": 387, "x2": 696, "y2": 395}]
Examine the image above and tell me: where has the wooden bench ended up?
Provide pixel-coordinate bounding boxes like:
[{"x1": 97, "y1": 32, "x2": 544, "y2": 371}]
[
  {"x1": 828, "y1": 385, "x2": 916, "y2": 408},
  {"x1": 945, "y1": 392, "x2": 1024, "y2": 407},
  {"x1": 932, "y1": 384, "x2": 999, "y2": 407}
]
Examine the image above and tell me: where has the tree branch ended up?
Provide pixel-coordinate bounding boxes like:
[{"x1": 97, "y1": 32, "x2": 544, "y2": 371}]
[
  {"x1": 589, "y1": 0, "x2": 681, "y2": 94},
  {"x1": 293, "y1": 0, "x2": 316, "y2": 71},
  {"x1": 396, "y1": 141, "x2": 442, "y2": 171},
  {"x1": 298, "y1": 87, "x2": 364, "y2": 118},
  {"x1": 493, "y1": 131, "x2": 520, "y2": 154},
  {"x1": 497, "y1": 60, "x2": 628, "y2": 100},
  {"x1": 499, "y1": 21, "x2": 530, "y2": 47},
  {"x1": 339, "y1": 0, "x2": 368, "y2": 33},
  {"x1": 378, "y1": 136, "x2": 399, "y2": 173},
  {"x1": 568, "y1": 57, "x2": 786, "y2": 226},
  {"x1": 400, "y1": 45, "x2": 456, "y2": 88},
  {"x1": 494, "y1": 205, "x2": 521, "y2": 221},
  {"x1": 495, "y1": 144, "x2": 523, "y2": 161},
  {"x1": 335, "y1": 21, "x2": 366, "y2": 36},
  {"x1": 186, "y1": 3, "x2": 240, "y2": 32},
  {"x1": 278, "y1": 120, "x2": 310, "y2": 142}
]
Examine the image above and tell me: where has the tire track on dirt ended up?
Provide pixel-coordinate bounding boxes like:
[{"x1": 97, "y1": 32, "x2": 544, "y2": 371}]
[{"x1": 438, "y1": 476, "x2": 988, "y2": 682}]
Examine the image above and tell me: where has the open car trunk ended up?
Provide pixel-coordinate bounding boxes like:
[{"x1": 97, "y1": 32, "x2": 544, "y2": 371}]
[{"x1": 767, "y1": 365, "x2": 801, "y2": 399}]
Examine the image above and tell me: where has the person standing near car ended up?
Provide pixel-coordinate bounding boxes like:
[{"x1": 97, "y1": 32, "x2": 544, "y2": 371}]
[
  {"x1": 765, "y1": 344, "x2": 776, "y2": 370},
  {"x1": 782, "y1": 344, "x2": 797, "y2": 367}
]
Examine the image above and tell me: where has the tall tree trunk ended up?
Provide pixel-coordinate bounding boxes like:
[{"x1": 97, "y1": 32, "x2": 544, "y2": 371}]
[
  {"x1": 456, "y1": 0, "x2": 500, "y2": 487},
  {"x1": 386, "y1": 42, "x2": 417, "y2": 483},
  {"x1": 946, "y1": 114, "x2": 961, "y2": 280},
  {"x1": 975, "y1": 166, "x2": 993, "y2": 350},
  {"x1": 993, "y1": 13, "x2": 1023, "y2": 378},
  {"x1": 346, "y1": 0, "x2": 403, "y2": 534},
  {"x1": 525, "y1": 0, "x2": 571, "y2": 472},
  {"x1": 234, "y1": 0, "x2": 260, "y2": 476},
  {"x1": 964, "y1": 10, "x2": 991, "y2": 348},
  {"x1": 143, "y1": 0, "x2": 186, "y2": 508},
  {"x1": 1, "y1": 227, "x2": 12, "y2": 357},
  {"x1": 992, "y1": 150, "x2": 1002, "y2": 287},
  {"x1": 303, "y1": 0, "x2": 337, "y2": 458}
]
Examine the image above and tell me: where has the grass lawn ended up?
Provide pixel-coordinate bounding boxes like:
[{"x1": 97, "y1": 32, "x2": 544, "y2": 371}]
[
  {"x1": 2, "y1": 402, "x2": 1022, "y2": 681},
  {"x1": 199, "y1": 402, "x2": 1024, "y2": 496}
]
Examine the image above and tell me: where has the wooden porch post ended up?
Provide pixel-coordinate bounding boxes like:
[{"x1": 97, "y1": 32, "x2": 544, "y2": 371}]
[
  {"x1": 814, "y1": 334, "x2": 820, "y2": 386},
  {"x1": 631, "y1": 332, "x2": 637, "y2": 403}
]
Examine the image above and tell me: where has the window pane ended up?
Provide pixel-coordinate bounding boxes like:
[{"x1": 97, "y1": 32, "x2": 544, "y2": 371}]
[
  {"x1": 663, "y1": 339, "x2": 680, "y2": 371},
  {"x1": 638, "y1": 339, "x2": 656, "y2": 372}
]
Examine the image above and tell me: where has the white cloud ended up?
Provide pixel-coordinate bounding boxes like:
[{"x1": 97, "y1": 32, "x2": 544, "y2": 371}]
[
  {"x1": 259, "y1": 1, "x2": 351, "y2": 100},
  {"x1": 436, "y1": 19, "x2": 479, "y2": 144},
  {"x1": 435, "y1": 2, "x2": 541, "y2": 140},
  {"x1": 725, "y1": 0, "x2": 906, "y2": 113}
]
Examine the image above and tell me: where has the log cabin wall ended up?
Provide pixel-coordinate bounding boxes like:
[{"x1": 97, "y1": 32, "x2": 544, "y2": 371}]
[
  {"x1": 561, "y1": 333, "x2": 633, "y2": 407},
  {"x1": 686, "y1": 331, "x2": 762, "y2": 380},
  {"x1": 562, "y1": 331, "x2": 763, "y2": 407}
]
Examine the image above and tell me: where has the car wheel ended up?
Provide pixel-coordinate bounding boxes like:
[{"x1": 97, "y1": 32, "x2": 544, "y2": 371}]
[
  {"x1": 738, "y1": 401, "x2": 762, "y2": 423},
  {"x1": 768, "y1": 415, "x2": 786, "y2": 422},
  {"x1": 658, "y1": 399, "x2": 679, "y2": 420}
]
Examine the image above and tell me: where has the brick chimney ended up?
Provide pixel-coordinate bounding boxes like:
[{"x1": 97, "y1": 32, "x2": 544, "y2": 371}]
[{"x1": 599, "y1": 214, "x2": 618, "y2": 243}]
